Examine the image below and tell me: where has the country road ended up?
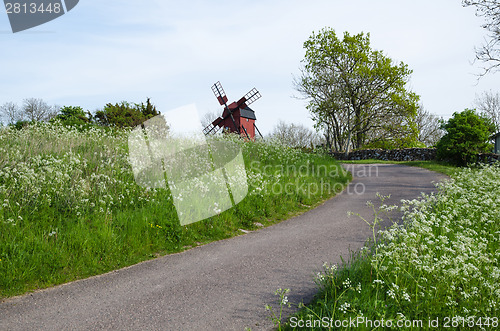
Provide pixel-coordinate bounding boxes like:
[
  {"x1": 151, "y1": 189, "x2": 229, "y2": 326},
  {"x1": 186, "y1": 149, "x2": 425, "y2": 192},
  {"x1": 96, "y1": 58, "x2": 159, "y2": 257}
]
[{"x1": 0, "y1": 164, "x2": 448, "y2": 331}]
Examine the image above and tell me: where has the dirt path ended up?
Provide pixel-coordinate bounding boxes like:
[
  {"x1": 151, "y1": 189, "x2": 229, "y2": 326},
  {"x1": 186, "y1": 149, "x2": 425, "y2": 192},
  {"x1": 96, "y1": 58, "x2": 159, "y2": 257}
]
[{"x1": 0, "y1": 164, "x2": 448, "y2": 331}]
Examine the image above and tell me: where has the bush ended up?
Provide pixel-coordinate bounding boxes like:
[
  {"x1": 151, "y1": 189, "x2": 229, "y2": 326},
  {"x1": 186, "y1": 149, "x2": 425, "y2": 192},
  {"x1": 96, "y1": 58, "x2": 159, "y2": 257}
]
[
  {"x1": 52, "y1": 106, "x2": 90, "y2": 126},
  {"x1": 94, "y1": 98, "x2": 159, "y2": 128},
  {"x1": 11, "y1": 120, "x2": 36, "y2": 130},
  {"x1": 436, "y1": 109, "x2": 495, "y2": 166}
]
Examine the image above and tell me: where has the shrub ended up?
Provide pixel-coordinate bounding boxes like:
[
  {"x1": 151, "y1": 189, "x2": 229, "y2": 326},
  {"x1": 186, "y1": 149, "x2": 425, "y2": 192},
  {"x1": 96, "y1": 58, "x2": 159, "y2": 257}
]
[
  {"x1": 436, "y1": 109, "x2": 495, "y2": 166},
  {"x1": 52, "y1": 106, "x2": 90, "y2": 126},
  {"x1": 94, "y1": 98, "x2": 159, "y2": 128}
]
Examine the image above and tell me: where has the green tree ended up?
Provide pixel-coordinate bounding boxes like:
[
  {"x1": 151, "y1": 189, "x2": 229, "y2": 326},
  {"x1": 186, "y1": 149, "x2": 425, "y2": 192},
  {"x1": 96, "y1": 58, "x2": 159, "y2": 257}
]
[
  {"x1": 95, "y1": 98, "x2": 159, "y2": 128},
  {"x1": 295, "y1": 29, "x2": 420, "y2": 153},
  {"x1": 436, "y1": 109, "x2": 495, "y2": 166},
  {"x1": 53, "y1": 106, "x2": 90, "y2": 126}
]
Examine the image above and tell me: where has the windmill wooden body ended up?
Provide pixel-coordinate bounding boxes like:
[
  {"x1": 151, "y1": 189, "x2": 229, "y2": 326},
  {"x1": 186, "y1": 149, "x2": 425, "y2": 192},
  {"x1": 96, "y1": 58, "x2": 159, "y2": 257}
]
[{"x1": 203, "y1": 81, "x2": 263, "y2": 140}]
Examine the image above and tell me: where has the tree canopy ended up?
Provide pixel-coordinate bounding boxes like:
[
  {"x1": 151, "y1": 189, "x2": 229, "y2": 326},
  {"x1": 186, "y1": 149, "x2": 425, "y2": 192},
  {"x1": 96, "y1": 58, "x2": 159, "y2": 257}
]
[
  {"x1": 295, "y1": 29, "x2": 420, "y2": 153},
  {"x1": 95, "y1": 98, "x2": 159, "y2": 128},
  {"x1": 436, "y1": 108, "x2": 495, "y2": 166},
  {"x1": 52, "y1": 106, "x2": 90, "y2": 126}
]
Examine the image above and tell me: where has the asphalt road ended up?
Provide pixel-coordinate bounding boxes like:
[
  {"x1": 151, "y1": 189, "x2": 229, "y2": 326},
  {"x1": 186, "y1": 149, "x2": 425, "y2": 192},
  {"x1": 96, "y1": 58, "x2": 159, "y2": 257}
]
[{"x1": 0, "y1": 164, "x2": 448, "y2": 331}]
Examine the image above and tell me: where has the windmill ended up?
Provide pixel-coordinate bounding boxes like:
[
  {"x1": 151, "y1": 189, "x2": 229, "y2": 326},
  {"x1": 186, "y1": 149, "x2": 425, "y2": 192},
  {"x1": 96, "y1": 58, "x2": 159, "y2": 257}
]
[{"x1": 203, "y1": 81, "x2": 264, "y2": 140}]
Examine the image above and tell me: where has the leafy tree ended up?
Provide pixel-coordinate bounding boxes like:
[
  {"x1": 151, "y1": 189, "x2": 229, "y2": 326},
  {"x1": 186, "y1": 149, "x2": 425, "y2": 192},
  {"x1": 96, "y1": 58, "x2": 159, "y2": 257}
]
[
  {"x1": 295, "y1": 29, "x2": 420, "y2": 154},
  {"x1": 52, "y1": 106, "x2": 90, "y2": 126},
  {"x1": 436, "y1": 109, "x2": 495, "y2": 166},
  {"x1": 363, "y1": 112, "x2": 422, "y2": 149},
  {"x1": 136, "y1": 97, "x2": 160, "y2": 118},
  {"x1": 463, "y1": 0, "x2": 500, "y2": 75},
  {"x1": 95, "y1": 98, "x2": 160, "y2": 128}
]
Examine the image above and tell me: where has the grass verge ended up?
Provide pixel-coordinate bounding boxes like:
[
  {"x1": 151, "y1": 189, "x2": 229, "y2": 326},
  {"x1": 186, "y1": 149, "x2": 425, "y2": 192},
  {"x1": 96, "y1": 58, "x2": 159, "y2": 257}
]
[
  {"x1": 0, "y1": 123, "x2": 351, "y2": 299},
  {"x1": 279, "y1": 164, "x2": 500, "y2": 330}
]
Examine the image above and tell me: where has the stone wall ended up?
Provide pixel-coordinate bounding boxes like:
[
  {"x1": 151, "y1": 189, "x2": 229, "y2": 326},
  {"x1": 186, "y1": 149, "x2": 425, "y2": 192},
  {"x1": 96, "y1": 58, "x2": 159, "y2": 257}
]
[
  {"x1": 478, "y1": 153, "x2": 500, "y2": 164},
  {"x1": 331, "y1": 148, "x2": 437, "y2": 161},
  {"x1": 331, "y1": 148, "x2": 500, "y2": 163}
]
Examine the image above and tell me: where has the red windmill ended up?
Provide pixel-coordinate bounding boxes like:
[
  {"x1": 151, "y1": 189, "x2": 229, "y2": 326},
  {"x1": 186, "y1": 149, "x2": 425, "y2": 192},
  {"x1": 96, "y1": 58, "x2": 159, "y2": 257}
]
[{"x1": 203, "y1": 81, "x2": 263, "y2": 140}]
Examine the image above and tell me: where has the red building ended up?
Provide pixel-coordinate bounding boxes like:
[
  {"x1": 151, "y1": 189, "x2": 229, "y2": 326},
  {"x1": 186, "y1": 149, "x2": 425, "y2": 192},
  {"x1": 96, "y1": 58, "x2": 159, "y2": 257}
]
[
  {"x1": 204, "y1": 82, "x2": 263, "y2": 140},
  {"x1": 216, "y1": 102, "x2": 256, "y2": 139}
]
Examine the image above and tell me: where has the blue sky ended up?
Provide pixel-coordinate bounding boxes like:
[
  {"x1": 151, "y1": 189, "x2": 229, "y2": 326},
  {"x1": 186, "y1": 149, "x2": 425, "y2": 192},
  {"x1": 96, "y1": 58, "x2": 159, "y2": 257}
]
[{"x1": 1, "y1": 0, "x2": 498, "y2": 133}]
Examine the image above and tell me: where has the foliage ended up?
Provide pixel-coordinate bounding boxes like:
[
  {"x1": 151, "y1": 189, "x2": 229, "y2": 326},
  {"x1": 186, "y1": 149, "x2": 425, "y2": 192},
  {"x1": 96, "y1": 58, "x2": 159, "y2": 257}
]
[
  {"x1": 94, "y1": 98, "x2": 159, "y2": 128},
  {"x1": 436, "y1": 108, "x2": 495, "y2": 166},
  {"x1": 295, "y1": 28, "x2": 420, "y2": 152},
  {"x1": 0, "y1": 122, "x2": 350, "y2": 298},
  {"x1": 463, "y1": 0, "x2": 500, "y2": 75},
  {"x1": 285, "y1": 165, "x2": 500, "y2": 329},
  {"x1": 52, "y1": 106, "x2": 90, "y2": 126},
  {"x1": 361, "y1": 136, "x2": 426, "y2": 150},
  {"x1": 265, "y1": 288, "x2": 292, "y2": 330},
  {"x1": 11, "y1": 120, "x2": 36, "y2": 130}
]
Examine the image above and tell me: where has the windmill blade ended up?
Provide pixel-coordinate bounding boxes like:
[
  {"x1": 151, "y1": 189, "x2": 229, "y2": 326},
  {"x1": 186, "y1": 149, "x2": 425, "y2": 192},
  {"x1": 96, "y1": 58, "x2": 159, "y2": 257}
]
[
  {"x1": 254, "y1": 123, "x2": 264, "y2": 139},
  {"x1": 236, "y1": 88, "x2": 261, "y2": 108},
  {"x1": 211, "y1": 81, "x2": 228, "y2": 106},
  {"x1": 240, "y1": 125, "x2": 251, "y2": 140}
]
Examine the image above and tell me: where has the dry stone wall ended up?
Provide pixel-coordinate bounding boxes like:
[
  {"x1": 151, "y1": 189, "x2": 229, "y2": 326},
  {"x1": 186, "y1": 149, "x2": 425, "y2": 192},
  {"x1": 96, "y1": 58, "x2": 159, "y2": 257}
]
[
  {"x1": 331, "y1": 148, "x2": 500, "y2": 163},
  {"x1": 331, "y1": 148, "x2": 437, "y2": 161},
  {"x1": 478, "y1": 153, "x2": 500, "y2": 164}
]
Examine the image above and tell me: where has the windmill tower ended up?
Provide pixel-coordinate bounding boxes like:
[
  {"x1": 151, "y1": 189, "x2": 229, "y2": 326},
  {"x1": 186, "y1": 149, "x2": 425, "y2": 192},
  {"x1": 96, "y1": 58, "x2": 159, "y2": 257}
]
[{"x1": 203, "y1": 81, "x2": 263, "y2": 140}]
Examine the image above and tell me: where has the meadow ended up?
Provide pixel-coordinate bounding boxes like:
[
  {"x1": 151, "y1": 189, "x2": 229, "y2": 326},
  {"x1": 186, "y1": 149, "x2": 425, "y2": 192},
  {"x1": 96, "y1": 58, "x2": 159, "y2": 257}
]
[
  {"x1": 281, "y1": 164, "x2": 500, "y2": 330},
  {"x1": 0, "y1": 122, "x2": 350, "y2": 299}
]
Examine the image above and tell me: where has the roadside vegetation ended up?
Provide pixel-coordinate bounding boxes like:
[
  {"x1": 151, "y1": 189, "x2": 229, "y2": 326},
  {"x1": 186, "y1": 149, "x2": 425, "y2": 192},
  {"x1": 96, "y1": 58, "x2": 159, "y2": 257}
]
[
  {"x1": 0, "y1": 122, "x2": 350, "y2": 299},
  {"x1": 278, "y1": 164, "x2": 499, "y2": 330}
]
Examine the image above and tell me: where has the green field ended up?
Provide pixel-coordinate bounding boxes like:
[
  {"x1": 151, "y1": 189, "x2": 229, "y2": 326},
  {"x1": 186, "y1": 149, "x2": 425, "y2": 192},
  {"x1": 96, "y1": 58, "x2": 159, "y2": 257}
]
[{"x1": 0, "y1": 122, "x2": 350, "y2": 299}]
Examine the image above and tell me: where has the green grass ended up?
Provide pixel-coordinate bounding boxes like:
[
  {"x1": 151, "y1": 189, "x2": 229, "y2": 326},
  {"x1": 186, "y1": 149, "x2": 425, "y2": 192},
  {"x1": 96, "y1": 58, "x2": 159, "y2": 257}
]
[
  {"x1": 278, "y1": 164, "x2": 500, "y2": 330},
  {"x1": 340, "y1": 159, "x2": 458, "y2": 176},
  {"x1": 0, "y1": 123, "x2": 351, "y2": 299}
]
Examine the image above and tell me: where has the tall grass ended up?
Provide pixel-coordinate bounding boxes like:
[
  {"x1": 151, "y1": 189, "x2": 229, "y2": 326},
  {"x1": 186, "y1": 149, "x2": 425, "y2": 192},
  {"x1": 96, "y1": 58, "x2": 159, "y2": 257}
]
[
  {"x1": 284, "y1": 164, "x2": 500, "y2": 330},
  {"x1": 0, "y1": 122, "x2": 350, "y2": 299}
]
